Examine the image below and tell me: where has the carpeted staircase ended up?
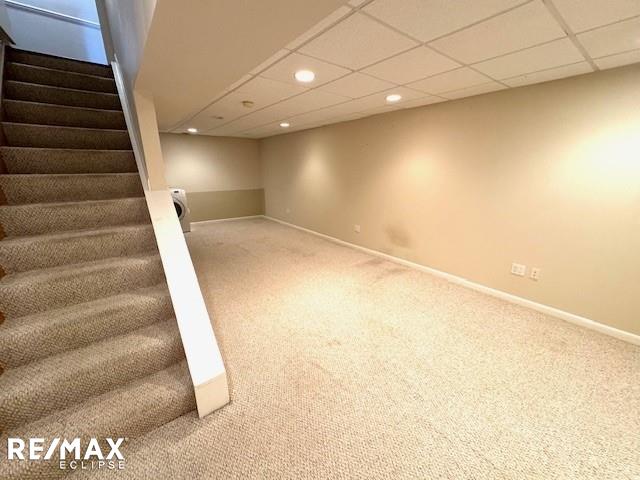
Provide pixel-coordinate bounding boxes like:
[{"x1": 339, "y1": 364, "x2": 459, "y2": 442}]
[{"x1": 0, "y1": 47, "x2": 195, "y2": 478}]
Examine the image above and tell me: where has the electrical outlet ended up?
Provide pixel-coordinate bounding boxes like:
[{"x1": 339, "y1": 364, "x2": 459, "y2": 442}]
[
  {"x1": 354, "y1": 224, "x2": 361, "y2": 233},
  {"x1": 285, "y1": 207, "x2": 291, "y2": 215},
  {"x1": 511, "y1": 263, "x2": 526, "y2": 277},
  {"x1": 530, "y1": 267, "x2": 541, "y2": 281}
]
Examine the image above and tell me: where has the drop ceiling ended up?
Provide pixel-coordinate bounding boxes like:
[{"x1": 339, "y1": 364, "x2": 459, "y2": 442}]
[{"x1": 168, "y1": 0, "x2": 640, "y2": 139}]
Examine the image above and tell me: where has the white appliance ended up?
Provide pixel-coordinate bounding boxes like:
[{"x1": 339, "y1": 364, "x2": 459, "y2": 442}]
[{"x1": 170, "y1": 188, "x2": 191, "y2": 232}]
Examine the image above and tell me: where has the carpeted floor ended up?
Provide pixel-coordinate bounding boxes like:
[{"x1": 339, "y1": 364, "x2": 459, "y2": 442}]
[{"x1": 88, "y1": 217, "x2": 639, "y2": 479}]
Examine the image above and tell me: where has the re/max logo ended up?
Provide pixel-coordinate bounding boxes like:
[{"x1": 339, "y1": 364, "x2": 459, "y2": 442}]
[{"x1": 7, "y1": 437, "x2": 125, "y2": 464}]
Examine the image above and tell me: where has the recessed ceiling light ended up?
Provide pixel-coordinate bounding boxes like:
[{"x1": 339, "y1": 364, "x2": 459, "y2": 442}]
[
  {"x1": 187, "y1": 127, "x2": 198, "y2": 133},
  {"x1": 386, "y1": 94, "x2": 402, "y2": 103},
  {"x1": 280, "y1": 122, "x2": 290, "y2": 128},
  {"x1": 294, "y1": 70, "x2": 315, "y2": 83}
]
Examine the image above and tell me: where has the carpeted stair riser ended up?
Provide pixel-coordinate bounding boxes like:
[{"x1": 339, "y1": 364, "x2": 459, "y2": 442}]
[
  {"x1": 0, "y1": 362, "x2": 194, "y2": 480},
  {"x1": 0, "y1": 173, "x2": 143, "y2": 204},
  {"x1": 0, "y1": 253, "x2": 165, "y2": 318},
  {"x1": 4, "y1": 81, "x2": 121, "y2": 110},
  {"x1": 0, "y1": 147, "x2": 137, "y2": 174},
  {"x1": 0, "y1": 319, "x2": 185, "y2": 431},
  {"x1": 0, "y1": 284, "x2": 173, "y2": 369},
  {"x1": 3, "y1": 99, "x2": 126, "y2": 129},
  {"x1": 0, "y1": 197, "x2": 150, "y2": 237},
  {"x1": 6, "y1": 62, "x2": 117, "y2": 94},
  {"x1": 0, "y1": 224, "x2": 157, "y2": 274},
  {"x1": 3, "y1": 123, "x2": 131, "y2": 150},
  {"x1": 7, "y1": 48, "x2": 113, "y2": 78}
]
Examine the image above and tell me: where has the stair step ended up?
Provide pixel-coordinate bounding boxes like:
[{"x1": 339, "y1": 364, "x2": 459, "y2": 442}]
[
  {"x1": 0, "y1": 319, "x2": 184, "y2": 431},
  {"x1": 0, "y1": 361, "x2": 193, "y2": 479},
  {"x1": 3, "y1": 123, "x2": 131, "y2": 150},
  {"x1": 6, "y1": 62, "x2": 117, "y2": 94},
  {"x1": 0, "y1": 197, "x2": 150, "y2": 237},
  {"x1": 0, "y1": 253, "x2": 165, "y2": 318},
  {"x1": 0, "y1": 147, "x2": 137, "y2": 174},
  {"x1": 7, "y1": 47, "x2": 113, "y2": 78},
  {"x1": 0, "y1": 224, "x2": 157, "y2": 274},
  {"x1": 4, "y1": 80, "x2": 121, "y2": 110},
  {"x1": 0, "y1": 283, "x2": 173, "y2": 369},
  {"x1": 3, "y1": 99, "x2": 126, "y2": 129},
  {"x1": 0, "y1": 173, "x2": 143, "y2": 204}
]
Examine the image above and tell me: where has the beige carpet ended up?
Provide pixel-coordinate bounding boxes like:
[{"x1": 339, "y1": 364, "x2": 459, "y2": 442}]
[{"x1": 86, "y1": 217, "x2": 639, "y2": 479}]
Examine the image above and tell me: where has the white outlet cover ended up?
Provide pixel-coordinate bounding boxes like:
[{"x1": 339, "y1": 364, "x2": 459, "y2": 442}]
[
  {"x1": 354, "y1": 224, "x2": 361, "y2": 233},
  {"x1": 511, "y1": 263, "x2": 526, "y2": 277}
]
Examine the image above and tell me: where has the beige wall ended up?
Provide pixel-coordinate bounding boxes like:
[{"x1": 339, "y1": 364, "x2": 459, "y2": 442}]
[
  {"x1": 261, "y1": 64, "x2": 640, "y2": 336},
  {"x1": 160, "y1": 133, "x2": 263, "y2": 221}
]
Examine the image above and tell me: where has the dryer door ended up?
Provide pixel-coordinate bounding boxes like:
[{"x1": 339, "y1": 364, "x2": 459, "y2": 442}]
[{"x1": 173, "y1": 199, "x2": 186, "y2": 220}]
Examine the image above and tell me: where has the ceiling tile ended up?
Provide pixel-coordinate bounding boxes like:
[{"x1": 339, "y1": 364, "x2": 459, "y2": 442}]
[
  {"x1": 318, "y1": 72, "x2": 395, "y2": 98},
  {"x1": 299, "y1": 13, "x2": 418, "y2": 69},
  {"x1": 441, "y1": 81, "x2": 506, "y2": 99},
  {"x1": 577, "y1": 17, "x2": 640, "y2": 58},
  {"x1": 249, "y1": 50, "x2": 290, "y2": 75},
  {"x1": 261, "y1": 52, "x2": 350, "y2": 87},
  {"x1": 364, "y1": 0, "x2": 524, "y2": 42},
  {"x1": 197, "y1": 76, "x2": 307, "y2": 129},
  {"x1": 503, "y1": 61, "x2": 593, "y2": 87},
  {"x1": 400, "y1": 95, "x2": 446, "y2": 109},
  {"x1": 552, "y1": 0, "x2": 640, "y2": 33},
  {"x1": 429, "y1": 1, "x2": 566, "y2": 64},
  {"x1": 594, "y1": 49, "x2": 640, "y2": 69},
  {"x1": 286, "y1": 7, "x2": 353, "y2": 50},
  {"x1": 272, "y1": 89, "x2": 352, "y2": 119},
  {"x1": 474, "y1": 38, "x2": 585, "y2": 79},
  {"x1": 407, "y1": 67, "x2": 492, "y2": 94},
  {"x1": 362, "y1": 46, "x2": 460, "y2": 84}
]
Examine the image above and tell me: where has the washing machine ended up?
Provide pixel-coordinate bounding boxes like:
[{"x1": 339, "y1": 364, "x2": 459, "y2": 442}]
[{"x1": 170, "y1": 188, "x2": 191, "y2": 232}]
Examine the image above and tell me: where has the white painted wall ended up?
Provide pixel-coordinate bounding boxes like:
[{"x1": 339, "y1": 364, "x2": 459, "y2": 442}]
[{"x1": 5, "y1": 0, "x2": 106, "y2": 63}]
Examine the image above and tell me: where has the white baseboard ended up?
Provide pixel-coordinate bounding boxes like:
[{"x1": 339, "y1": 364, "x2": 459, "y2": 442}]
[
  {"x1": 263, "y1": 215, "x2": 640, "y2": 346},
  {"x1": 192, "y1": 215, "x2": 262, "y2": 226}
]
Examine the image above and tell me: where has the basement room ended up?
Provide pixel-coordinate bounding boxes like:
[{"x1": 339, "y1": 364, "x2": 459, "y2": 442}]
[{"x1": 0, "y1": 0, "x2": 637, "y2": 478}]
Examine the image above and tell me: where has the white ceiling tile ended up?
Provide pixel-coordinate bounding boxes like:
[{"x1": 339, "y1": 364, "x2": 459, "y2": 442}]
[
  {"x1": 237, "y1": 76, "x2": 308, "y2": 103},
  {"x1": 407, "y1": 67, "x2": 492, "y2": 94},
  {"x1": 299, "y1": 13, "x2": 418, "y2": 69},
  {"x1": 594, "y1": 49, "x2": 640, "y2": 69},
  {"x1": 441, "y1": 81, "x2": 507, "y2": 99},
  {"x1": 429, "y1": 1, "x2": 566, "y2": 64},
  {"x1": 286, "y1": 7, "x2": 352, "y2": 50},
  {"x1": 276, "y1": 89, "x2": 351, "y2": 117},
  {"x1": 318, "y1": 72, "x2": 395, "y2": 98},
  {"x1": 552, "y1": 0, "x2": 640, "y2": 33},
  {"x1": 473, "y1": 38, "x2": 585, "y2": 79},
  {"x1": 362, "y1": 46, "x2": 460, "y2": 84},
  {"x1": 260, "y1": 52, "x2": 350, "y2": 87},
  {"x1": 364, "y1": 0, "x2": 525, "y2": 42},
  {"x1": 249, "y1": 50, "x2": 290, "y2": 75},
  {"x1": 400, "y1": 95, "x2": 446, "y2": 109},
  {"x1": 503, "y1": 61, "x2": 593, "y2": 87},
  {"x1": 577, "y1": 17, "x2": 640, "y2": 58}
]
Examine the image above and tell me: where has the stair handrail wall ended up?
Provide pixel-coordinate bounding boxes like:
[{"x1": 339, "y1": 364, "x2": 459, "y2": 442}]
[{"x1": 98, "y1": 1, "x2": 229, "y2": 417}]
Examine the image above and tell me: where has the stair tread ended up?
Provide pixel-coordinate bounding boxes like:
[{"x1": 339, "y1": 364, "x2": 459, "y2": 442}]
[
  {"x1": 7, "y1": 62, "x2": 116, "y2": 84},
  {"x1": 2, "y1": 121, "x2": 127, "y2": 133},
  {"x1": 6, "y1": 62, "x2": 117, "y2": 94},
  {"x1": 0, "y1": 252, "x2": 160, "y2": 287},
  {"x1": 0, "y1": 362, "x2": 193, "y2": 479},
  {"x1": 0, "y1": 222, "x2": 153, "y2": 245},
  {"x1": 0, "y1": 283, "x2": 172, "y2": 369},
  {"x1": 7, "y1": 46, "x2": 113, "y2": 78},
  {"x1": 5, "y1": 79, "x2": 119, "y2": 98},
  {"x1": 3, "y1": 98, "x2": 124, "y2": 114},
  {"x1": 0, "y1": 319, "x2": 184, "y2": 430}
]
